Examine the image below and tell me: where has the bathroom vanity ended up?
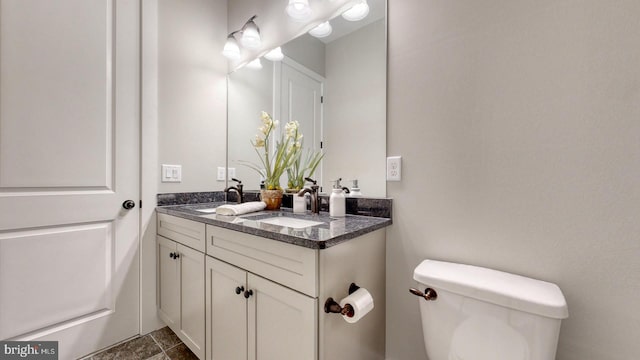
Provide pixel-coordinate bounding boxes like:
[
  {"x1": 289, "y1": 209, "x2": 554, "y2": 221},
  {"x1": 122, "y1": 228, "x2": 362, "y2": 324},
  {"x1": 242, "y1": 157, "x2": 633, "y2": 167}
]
[{"x1": 156, "y1": 203, "x2": 390, "y2": 360}]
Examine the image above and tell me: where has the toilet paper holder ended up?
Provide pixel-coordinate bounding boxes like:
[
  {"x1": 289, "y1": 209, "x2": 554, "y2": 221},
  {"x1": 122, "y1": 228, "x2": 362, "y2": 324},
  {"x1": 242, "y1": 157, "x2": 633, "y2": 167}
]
[{"x1": 324, "y1": 283, "x2": 361, "y2": 317}]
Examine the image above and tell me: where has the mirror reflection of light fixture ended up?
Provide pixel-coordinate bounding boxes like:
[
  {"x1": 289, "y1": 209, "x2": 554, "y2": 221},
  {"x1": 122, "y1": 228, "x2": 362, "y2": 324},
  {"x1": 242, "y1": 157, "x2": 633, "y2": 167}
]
[
  {"x1": 286, "y1": 0, "x2": 312, "y2": 22},
  {"x1": 240, "y1": 15, "x2": 261, "y2": 49},
  {"x1": 342, "y1": 0, "x2": 369, "y2": 21},
  {"x1": 246, "y1": 58, "x2": 263, "y2": 70},
  {"x1": 309, "y1": 21, "x2": 333, "y2": 38},
  {"x1": 222, "y1": 31, "x2": 241, "y2": 60},
  {"x1": 264, "y1": 47, "x2": 284, "y2": 61}
]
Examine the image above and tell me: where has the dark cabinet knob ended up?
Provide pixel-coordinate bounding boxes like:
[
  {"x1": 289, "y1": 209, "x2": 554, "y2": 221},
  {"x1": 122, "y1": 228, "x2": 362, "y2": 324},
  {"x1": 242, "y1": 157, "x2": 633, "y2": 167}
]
[
  {"x1": 244, "y1": 289, "x2": 253, "y2": 299},
  {"x1": 122, "y1": 200, "x2": 136, "y2": 210},
  {"x1": 169, "y1": 252, "x2": 175, "y2": 259},
  {"x1": 235, "y1": 286, "x2": 244, "y2": 295},
  {"x1": 174, "y1": 253, "x2": 180, "y2": 259}
]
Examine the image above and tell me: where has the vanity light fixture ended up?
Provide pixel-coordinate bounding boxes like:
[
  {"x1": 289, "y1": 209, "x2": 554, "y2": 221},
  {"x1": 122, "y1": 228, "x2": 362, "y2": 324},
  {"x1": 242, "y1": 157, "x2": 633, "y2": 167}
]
[
  {"x1": 309, "y1": 21, "x2": 333, "y2": 38},
  {"x1": 286, "y1": 0, "x2": 312, "y2": 22},
  {"x1": 342, "y1": 0, "x2": 369, "y2": 21},
  {"x1": 246, "y1": 58, "x2": 263, "y2": 70},
  {"x1": 240, "y1": 15, "x2": 261, "y2": 49},
  {"x1": 264, "y1": 47, "x2": 284, "y2": 61},
  {"x1": 223, "y1": 15, "x2": 262, "y2": 61},
  {"x1": 222, "y1": 31, "x2": 241, "y2": 60}
]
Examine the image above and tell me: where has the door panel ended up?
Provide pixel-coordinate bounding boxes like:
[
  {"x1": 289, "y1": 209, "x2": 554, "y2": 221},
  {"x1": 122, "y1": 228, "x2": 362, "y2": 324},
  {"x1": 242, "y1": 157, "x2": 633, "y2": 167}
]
[
  {"x1": 0, "y1": 0, "x2": 112, "y2": 188},
  {"x1": 0, "y1": 1, "x2": 141, "y2": 358},
  {"x1": 281, "y1": 63, "x2": 323, "y2": 150},
  {"x1": 280, "y1": 62, "x2": 324, "y2": 188},
  {"x1": 0, "y1": 223, "x2": 114, "y2": 339}
]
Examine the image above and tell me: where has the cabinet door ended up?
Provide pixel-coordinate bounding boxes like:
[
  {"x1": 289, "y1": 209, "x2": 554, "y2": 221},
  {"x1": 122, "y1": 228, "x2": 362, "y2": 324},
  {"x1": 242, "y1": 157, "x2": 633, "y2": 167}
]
[
  {"x1": 158, "y1": 236, "x2": 179, "y2": 327},
  {"x1": 178, "y1": 244, "x2": 206, "y2": 359},
  {"x1": 248, "y1": 274, "x2": 317, "y2": 360},
  {"x1": 206, "y1": 257, "x2": 248, "y2": 360}
]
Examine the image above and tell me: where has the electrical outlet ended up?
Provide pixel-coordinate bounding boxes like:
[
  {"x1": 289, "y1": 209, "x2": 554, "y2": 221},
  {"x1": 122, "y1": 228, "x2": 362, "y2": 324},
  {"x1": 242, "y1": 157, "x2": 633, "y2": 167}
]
[
  {"x1": 217, "y1": 167, "x2": 226, "y2": 181},
  {"x1": 386, "y1": 156, "x2": 402, "y2": 181}
]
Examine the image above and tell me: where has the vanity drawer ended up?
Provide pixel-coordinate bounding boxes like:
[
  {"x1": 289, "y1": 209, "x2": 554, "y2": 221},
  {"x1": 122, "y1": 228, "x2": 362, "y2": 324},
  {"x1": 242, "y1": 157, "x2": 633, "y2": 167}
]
[
  {"x1": 206, "y1": 225, "x2": 318, "y2": 297},
  {"x1": 157, "y1": 213, "x2": 206, "y2": 252}
]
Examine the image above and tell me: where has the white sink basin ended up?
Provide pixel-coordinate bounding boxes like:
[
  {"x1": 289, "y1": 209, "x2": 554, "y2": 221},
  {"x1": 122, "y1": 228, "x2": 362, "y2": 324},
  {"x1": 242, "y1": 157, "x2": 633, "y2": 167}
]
[{"x1": 256, "y1": 217, "x2": 323, "y2": 229}]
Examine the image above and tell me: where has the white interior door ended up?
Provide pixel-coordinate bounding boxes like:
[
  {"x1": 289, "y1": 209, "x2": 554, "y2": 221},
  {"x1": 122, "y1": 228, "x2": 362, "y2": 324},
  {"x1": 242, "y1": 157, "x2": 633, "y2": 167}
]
[
  {"x1": 0, "y1": 0, "x2": 141, "y2": 359},
  {"x1": 280, "y1": 60, "x2": 324, "y2": 190}
]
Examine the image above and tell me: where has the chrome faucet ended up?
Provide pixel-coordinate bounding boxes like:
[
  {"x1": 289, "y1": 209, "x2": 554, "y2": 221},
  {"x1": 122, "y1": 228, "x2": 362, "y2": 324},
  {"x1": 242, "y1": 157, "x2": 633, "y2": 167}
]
[
  {"x1": 297, "y1": 177, "x2": 320, "y2": 214},
  {"x1": 224, "y1": 178, "x2": 244, "y2": 204}
]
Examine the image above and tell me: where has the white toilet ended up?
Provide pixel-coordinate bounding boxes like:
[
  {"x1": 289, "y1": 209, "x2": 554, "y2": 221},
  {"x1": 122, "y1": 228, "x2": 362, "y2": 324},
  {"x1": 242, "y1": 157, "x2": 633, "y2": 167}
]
[{"x1": 412, "y1": 259, "x2": 568, "y2": 360}]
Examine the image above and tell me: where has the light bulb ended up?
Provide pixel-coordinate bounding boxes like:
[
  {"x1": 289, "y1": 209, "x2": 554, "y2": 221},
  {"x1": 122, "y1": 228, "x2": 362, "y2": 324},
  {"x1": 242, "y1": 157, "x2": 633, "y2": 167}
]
[
  {"x1": 241, "y1": 18, "x2": 261, "y2": 49},
  {"x1": 222, "y1": 33, "x2": 240, "y2": 60},
  {"x1": 246, "y1": 58, "x2": 263, "y2": 70},
  {"x1": 286, "y1": 0, "x2": 312, "y2": 22},
  {"x1": 342, "y1": 0, "x2": 369, "y2": 21},
  {"x1": 264, "y1": 47, "x2": 284, "y2": 61},
  {"x1": 309, "y1": 21, "x2": 333, "y2": 38}
]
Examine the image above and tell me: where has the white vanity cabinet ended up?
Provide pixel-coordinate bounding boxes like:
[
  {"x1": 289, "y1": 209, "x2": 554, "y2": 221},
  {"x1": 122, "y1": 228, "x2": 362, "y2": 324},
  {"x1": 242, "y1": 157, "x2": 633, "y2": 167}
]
[
  {"x1": 205, "y1": 223, "x2": 386, "y2": 360},
  {"x1": 157, "y1": 214, "x2": 206, "y2": 359},
  {"x1": 157, "y1": 211, "x2": 387, "y2": 360},
  {"x1": 206, "y1": 257, "x2": 317, "y2": 360}
]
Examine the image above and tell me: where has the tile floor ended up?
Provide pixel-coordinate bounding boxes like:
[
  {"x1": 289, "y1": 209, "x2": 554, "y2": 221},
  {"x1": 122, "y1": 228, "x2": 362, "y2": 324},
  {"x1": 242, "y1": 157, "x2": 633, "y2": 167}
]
[{"x1": 81, "y1": 327, "x2": 198, "y2": 360}]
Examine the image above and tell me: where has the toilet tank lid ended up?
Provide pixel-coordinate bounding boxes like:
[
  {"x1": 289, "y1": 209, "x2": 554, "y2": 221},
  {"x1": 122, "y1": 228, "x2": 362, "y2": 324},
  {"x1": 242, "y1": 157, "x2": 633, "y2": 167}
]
[{"x1": 413, "y1": 260, "x2": 568, "y2": 319}]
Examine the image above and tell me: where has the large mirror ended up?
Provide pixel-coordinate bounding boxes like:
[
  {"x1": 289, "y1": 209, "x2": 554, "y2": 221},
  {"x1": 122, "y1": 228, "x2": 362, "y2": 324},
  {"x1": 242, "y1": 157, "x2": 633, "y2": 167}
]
[{"x1": 227, "y1": 0, "x2": 386, "y2": 197}]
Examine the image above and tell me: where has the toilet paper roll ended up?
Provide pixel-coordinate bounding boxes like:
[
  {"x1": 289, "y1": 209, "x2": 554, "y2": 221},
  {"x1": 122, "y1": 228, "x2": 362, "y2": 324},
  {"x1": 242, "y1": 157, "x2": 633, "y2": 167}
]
[{"x1": 339, "y1": 288, "x2": 374, "y2": 323}]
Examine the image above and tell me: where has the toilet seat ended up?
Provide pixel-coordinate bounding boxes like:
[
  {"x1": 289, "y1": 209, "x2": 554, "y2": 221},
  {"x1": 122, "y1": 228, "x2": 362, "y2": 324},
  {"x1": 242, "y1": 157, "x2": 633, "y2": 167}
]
[{"x1": 448, "y1": 315, "x2": 530, "y2": 360}]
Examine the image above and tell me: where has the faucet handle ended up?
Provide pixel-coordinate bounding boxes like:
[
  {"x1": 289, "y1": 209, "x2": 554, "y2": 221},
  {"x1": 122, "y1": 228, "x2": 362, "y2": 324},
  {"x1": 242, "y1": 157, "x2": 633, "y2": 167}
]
[
  {"x1": 304, "y1": 177, "x2": 317, "y2": 185},
  {"x1": 231, "y1": 178, "x2": 242, "y2": 184}
]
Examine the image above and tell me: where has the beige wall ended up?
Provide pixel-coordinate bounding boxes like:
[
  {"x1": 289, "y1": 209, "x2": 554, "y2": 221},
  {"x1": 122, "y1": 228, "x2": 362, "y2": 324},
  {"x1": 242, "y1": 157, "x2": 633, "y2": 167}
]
[
  {"x1": 227, "y1": 59, "x2": 275, "y2": 189},
  {"x1": 386, "y1": 1, "x2": 640, "y2": 359},
  {"x1": 283, "y1": 34, "x2": 326, "y2": 78},
  {"x1": 158, "y1": 0, "x2": 227, "y2": 193},
  {"x1": 324, "y1": 19, "x2": 386, "y2": 197},
  {"x1": 146, "y1": 0, "x2": 227, "y2": 333}
]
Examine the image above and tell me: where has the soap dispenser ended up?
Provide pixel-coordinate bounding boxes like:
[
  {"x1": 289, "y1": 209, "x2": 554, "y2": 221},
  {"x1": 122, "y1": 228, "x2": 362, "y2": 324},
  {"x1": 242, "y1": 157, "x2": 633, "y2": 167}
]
[
  {"x1": 349, "y1": 179, "x2": 362, "y2": 197},
  {"x1": 329, "y1": 178, "x2": 346, "y2": 217}
]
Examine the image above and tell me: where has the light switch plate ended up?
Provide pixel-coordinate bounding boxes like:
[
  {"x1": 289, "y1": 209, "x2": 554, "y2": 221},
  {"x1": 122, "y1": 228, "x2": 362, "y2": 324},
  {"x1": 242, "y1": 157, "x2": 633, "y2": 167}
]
[
  {"x1": 162, "y1": 164, "x2": 182, "y2": 183},
  {"x1": 228, "y1": 167, "x2": 236, "y2": 179},
  {"x1": 386, "y1": 156, "x2": 402, "y2": 181},
  {"x1": 217, "y1": 167, "x2": 226, "y2": 181}
]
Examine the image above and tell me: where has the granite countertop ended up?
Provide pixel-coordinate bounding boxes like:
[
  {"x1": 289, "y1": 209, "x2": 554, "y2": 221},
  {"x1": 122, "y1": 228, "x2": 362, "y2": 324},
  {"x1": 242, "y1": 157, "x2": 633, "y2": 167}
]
[{"x1": 156, "y1": 202, "x2": 392, "y2": 249}]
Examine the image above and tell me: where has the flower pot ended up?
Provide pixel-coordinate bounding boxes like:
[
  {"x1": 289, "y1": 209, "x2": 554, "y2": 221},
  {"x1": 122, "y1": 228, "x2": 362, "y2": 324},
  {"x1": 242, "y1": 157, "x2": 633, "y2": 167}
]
[{"x1": 260, "y1": 189, "x2": 284, "y2": 210}]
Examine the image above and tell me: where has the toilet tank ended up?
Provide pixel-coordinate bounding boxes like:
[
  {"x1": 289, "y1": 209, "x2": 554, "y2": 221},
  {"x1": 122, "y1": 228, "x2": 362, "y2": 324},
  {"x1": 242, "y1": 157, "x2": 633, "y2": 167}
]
[{"x1": 413, "y1": 260, "x2": 568, "y2": 360}]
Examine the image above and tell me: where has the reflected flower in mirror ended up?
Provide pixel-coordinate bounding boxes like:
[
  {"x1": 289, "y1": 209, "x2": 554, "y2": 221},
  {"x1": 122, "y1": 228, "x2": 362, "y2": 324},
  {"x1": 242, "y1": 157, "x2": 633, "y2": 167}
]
[{"x1": 238, "y1": 111, "x2": 297, "y2": 190}]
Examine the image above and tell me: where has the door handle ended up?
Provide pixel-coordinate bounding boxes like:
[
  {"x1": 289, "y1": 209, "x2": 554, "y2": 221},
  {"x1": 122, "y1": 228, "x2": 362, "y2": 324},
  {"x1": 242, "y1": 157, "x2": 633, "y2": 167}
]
[{"x1": 122, "y1": 200, "x2": 136, "y2": 210}]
